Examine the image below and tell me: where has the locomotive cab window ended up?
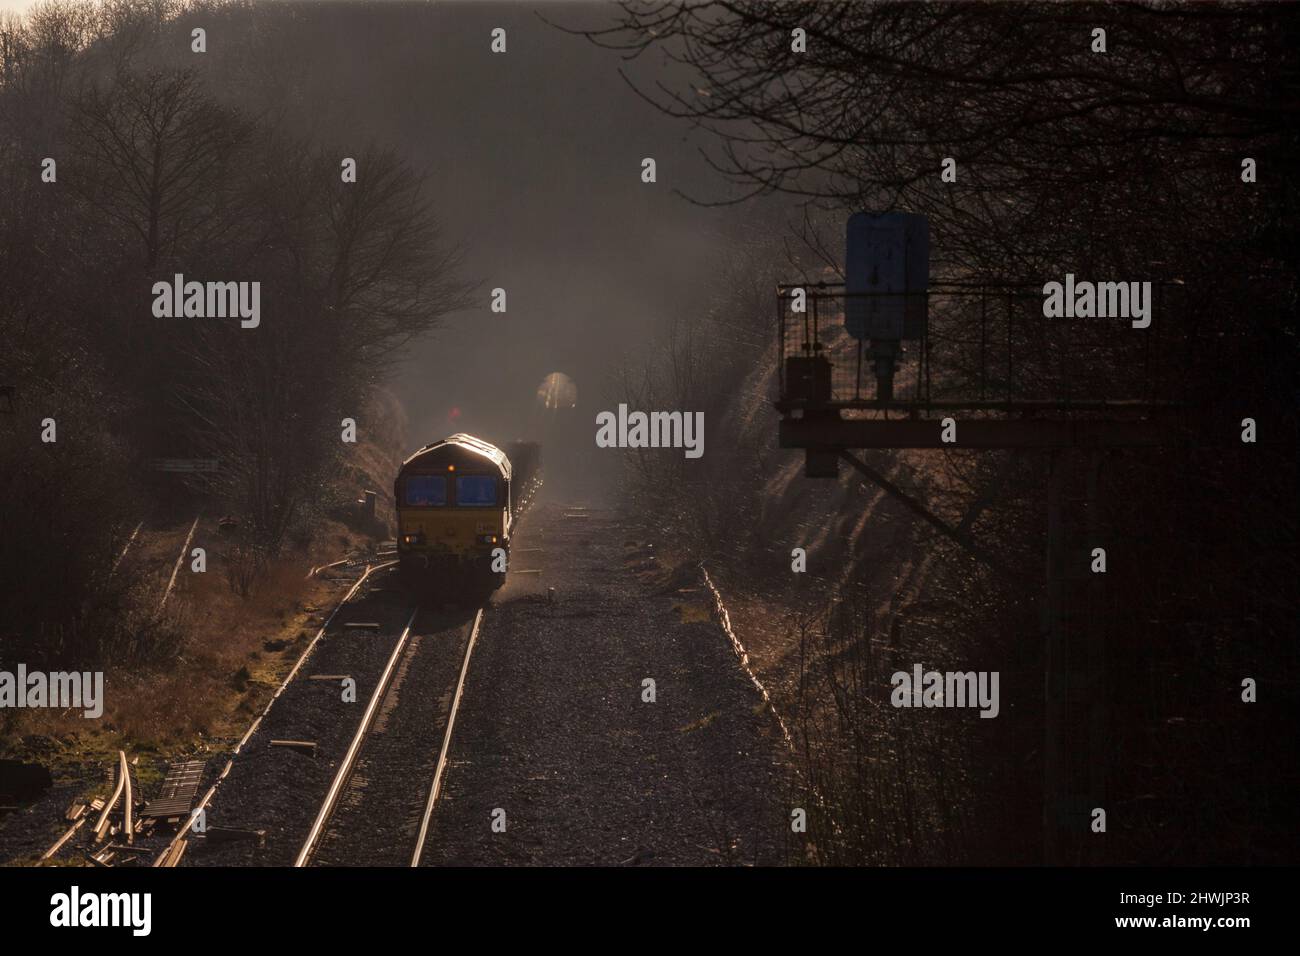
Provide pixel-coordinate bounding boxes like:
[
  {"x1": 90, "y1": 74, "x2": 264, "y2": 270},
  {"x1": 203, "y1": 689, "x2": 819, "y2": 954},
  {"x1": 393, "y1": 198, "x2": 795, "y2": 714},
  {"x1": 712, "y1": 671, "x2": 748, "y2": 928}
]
[
  {"x1": 455, "y1": 475, "x2": 498, "y2": 506},
  {"x1": 404, "y1": 474, "x2": 447, "y2": 506}
]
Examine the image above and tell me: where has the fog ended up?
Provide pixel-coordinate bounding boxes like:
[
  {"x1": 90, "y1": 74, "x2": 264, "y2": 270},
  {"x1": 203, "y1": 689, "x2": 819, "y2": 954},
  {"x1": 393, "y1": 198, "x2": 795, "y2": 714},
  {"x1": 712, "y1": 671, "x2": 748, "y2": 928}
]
[{"x1": 219, "y1": 1, "x2": 759, "y2": 501}]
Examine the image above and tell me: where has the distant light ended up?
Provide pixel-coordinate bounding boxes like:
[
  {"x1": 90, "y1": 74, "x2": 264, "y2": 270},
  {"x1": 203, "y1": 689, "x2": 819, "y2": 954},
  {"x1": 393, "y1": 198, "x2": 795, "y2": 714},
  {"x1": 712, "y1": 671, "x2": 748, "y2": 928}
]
[{"x1": 536, "y1": 372, "x2": 578, "y2": 411}]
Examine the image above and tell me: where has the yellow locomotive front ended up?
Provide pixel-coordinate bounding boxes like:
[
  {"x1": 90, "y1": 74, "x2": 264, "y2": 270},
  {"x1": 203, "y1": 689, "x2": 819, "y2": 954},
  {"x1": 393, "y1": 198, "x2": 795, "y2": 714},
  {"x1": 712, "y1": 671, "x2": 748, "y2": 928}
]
[{"x1": 395, "y1": 434, "x2": 512, "y2": 591}]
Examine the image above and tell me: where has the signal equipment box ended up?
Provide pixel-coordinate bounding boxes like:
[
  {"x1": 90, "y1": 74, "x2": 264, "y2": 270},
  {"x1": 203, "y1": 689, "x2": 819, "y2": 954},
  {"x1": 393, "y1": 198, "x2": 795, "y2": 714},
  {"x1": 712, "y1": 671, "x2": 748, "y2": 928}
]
[{"x1": 845, "y1": 212, "x2": 929, "y2": 341}]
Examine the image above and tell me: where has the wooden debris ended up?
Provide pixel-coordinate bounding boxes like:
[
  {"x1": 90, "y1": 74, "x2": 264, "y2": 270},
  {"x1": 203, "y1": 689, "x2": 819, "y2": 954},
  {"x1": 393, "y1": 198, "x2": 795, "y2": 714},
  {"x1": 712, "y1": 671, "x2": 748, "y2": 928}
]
[
  {"x1": 141, "y1": 759, "x2": 205, "y2": 820},
  {"x1": 41, "y1": 817, "x2": 87, "y2": 860},
  {"x1": 308, "y1": 674, "x2": 351, "y2": 681},
  {"x1": 270, "y1": 740, "x2": 317, "y2": 757},
  {"x1": 205, "y1": 826, "x2": 266, "y2": 847},
  {"x1": 152, "y1": 839, "x2": 187, "y2": 868}
]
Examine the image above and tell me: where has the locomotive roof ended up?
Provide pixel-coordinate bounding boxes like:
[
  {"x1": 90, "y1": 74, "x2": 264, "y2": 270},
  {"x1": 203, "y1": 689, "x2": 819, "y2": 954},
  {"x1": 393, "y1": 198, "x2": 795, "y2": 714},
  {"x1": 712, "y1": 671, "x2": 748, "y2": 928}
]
[{"x1": 400, "y1": 433, "x2": 511, "y2": 478}]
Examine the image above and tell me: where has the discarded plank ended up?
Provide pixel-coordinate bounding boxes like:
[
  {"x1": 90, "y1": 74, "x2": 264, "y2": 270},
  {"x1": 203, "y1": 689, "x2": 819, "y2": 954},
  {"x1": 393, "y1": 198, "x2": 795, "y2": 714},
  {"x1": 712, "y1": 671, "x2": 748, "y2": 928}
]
[
  {"x1": 41, "y1": 817, "x2": 87, "y2": 860},
  {"x1": 270, "y1": 740, "x2": 317, "y2": 757},
  {"x1": 65, "y1": 802, "x2": 86, "y2": 822},
  {"x1": 205, "y1": 826, "x2": 266, "y2": 847},
  {"x1": 163, "y1": 840, "x2": 187, "y2": 867},
  {"x1": 151, "y1": 839, "x2": 183, "y2": 868},
  {"x1": 307, "y1": 557, "x2": 350, "y2": 580}
]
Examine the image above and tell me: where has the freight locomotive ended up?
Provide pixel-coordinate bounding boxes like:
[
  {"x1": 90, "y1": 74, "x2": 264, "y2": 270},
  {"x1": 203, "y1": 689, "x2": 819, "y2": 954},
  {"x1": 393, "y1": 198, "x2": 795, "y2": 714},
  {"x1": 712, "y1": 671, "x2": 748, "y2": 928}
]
[{"x1": 394, "y1": 434, "x2": 540, "y2": 593}]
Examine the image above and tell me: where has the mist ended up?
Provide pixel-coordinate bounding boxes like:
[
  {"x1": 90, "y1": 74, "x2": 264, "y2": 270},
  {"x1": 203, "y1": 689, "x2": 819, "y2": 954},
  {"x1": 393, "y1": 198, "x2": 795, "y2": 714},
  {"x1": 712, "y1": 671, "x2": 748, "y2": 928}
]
[{"x1": 190, "y1": 0, "x2": 762, "y2": 501}]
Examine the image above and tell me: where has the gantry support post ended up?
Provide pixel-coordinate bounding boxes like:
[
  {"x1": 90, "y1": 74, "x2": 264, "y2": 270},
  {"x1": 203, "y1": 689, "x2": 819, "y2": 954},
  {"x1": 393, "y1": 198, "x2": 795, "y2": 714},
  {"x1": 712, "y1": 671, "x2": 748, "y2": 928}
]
[
  {"x1": 1042, "y1": 449, "x2": 1066, "y2": 865},
  {"x1": 1084, "y1": 449, "x2": 1108, "y2": 865},
  {"x1": 837, "y1": 451, "x2": 1019, "y2": 582}
]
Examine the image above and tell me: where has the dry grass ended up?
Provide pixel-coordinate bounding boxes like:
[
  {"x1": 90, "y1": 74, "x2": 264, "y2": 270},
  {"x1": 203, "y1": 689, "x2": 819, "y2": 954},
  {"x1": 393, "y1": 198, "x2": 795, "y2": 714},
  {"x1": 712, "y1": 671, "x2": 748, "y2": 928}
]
[
  {"x1": 4, "y1": 514, "x2": 392, "y2": 778},
  {"x1": 3, "y1": 543, "x2": 338, "y2": 756},
  {"x1": 671, "y1": 602, "x2": 713, "y2": 625}
]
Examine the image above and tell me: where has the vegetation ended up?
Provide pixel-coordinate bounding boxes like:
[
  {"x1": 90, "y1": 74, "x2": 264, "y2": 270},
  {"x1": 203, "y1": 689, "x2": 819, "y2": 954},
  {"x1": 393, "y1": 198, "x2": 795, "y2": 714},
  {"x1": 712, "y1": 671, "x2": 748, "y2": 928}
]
[
  {"x1": 0, "y1": 1, "x2": 466, "y2": 730},
  {"x1": 597, "y1": 1, "x2": 1299, "y2": 864}
]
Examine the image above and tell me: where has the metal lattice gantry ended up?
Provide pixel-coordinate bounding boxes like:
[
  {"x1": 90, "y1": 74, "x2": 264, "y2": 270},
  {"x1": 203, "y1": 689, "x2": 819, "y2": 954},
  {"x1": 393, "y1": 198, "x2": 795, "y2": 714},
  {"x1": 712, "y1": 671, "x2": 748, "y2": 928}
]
[
  {"x1": 773, "y1": 213, "x2": 1200, "y2": 866},
  {"x1": 776, "y1": 279, "x2": 1193, "y2": 467}
]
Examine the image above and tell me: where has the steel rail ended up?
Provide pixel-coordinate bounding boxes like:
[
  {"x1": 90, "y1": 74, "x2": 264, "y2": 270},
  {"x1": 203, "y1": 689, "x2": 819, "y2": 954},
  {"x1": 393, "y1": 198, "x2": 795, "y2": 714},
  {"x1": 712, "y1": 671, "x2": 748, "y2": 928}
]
[
  {"x1": 92, "y1": 752, "x2": 127, "y2": 844},
  {"x1": 410, "y1": 607, "x2": 484, "y2": 867},
  {"x1": 153, "y1": 561, "x2": 394, "y2": 866},
  {"x1": 295, "y1": 605, "x2": 421, "y2": 867},
  {"x1": 699, "y1": 565, "x2": 842, "y2": 837},
  {"x1": 120, "y1": 751, "x2": 133, "y2": 845}
]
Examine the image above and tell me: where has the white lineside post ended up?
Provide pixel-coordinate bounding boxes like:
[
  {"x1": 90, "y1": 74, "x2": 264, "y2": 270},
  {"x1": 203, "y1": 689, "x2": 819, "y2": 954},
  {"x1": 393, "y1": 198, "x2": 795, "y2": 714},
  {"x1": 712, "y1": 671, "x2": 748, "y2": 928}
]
[
  {"x1": 109, "y1": 520, "x2": 144, "y2": 577},
  {"x1": 120, "y1": 750, "x2": 133, "y2": 845},
  {"x1": 158, "y1": 515, "x2": 200, "y2": 614}
]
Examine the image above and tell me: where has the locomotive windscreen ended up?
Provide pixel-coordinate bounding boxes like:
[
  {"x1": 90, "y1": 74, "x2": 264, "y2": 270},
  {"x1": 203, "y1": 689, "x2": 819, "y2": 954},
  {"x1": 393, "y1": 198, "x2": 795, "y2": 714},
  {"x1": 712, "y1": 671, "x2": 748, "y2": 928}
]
[
  {"x1": 404, "y1": 475, "x2": 447, "y2": 506},
  {"x1": 455, "y1": 476, "x2": 498, "y2": 506}
]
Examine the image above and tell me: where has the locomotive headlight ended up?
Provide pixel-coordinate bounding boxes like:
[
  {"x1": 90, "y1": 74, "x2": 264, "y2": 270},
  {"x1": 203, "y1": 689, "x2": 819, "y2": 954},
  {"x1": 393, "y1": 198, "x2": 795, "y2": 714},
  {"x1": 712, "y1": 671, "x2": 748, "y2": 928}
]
[
  {"x1": 478, "y1": 534, "x2": 498, "y2": 544},
  {"x1": 401, "y1": 532, "x2": 424, "y2": 546}
]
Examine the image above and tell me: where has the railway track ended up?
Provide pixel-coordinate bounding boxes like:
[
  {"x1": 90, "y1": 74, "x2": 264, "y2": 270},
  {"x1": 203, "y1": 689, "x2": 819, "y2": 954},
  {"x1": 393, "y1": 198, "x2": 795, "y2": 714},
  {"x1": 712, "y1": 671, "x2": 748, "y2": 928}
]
[
  {"x1": 700, "y1": 565, "x2": 842, "y2": 837},
  {"x1": 297, "y1": 606, "x2": 485, "y2": 867},
  {"x1": 153, "y1": 560, "x2": 396, "y2": 867}
]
